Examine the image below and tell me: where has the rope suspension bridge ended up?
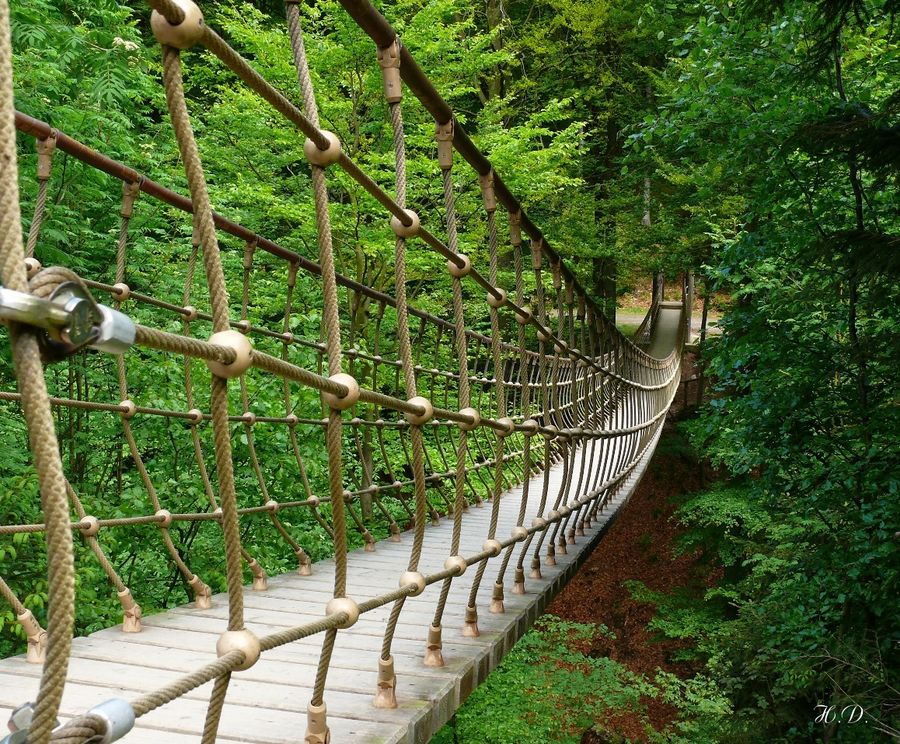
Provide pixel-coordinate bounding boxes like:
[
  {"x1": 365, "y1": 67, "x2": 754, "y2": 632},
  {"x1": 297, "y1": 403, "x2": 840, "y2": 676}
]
[{"x1": 0, "y1": 1, "x2": 688, "y2": 742}]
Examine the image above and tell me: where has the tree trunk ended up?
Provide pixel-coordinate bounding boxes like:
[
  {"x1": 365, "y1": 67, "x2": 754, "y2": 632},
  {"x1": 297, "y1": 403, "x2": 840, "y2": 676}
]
[
  {"x1": 481, "y1": 0, "x2": 505, "y2": 101},
  {"x1": 686, "y1": 271, "x2": 694, "y2": 341},
  {"x1": 593, "y1": 257, "x2": 616, "y2": 323}
]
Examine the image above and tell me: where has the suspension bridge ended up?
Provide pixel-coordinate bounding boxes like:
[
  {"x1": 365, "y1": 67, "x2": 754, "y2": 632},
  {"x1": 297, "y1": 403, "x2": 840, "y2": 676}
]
[{"x1": 0, "y1": 1, "x2": 688, "y2": 742}]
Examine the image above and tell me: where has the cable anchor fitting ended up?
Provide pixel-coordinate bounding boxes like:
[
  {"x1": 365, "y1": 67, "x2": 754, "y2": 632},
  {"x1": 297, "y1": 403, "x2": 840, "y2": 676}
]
[
  {"x1": 17, "y1": 610, "x2": 46, "y2": 664},
  {"x1": 35, "y1": 131, "x2": 57, "y2": 181},
  {"x1": 479, "y1": 171, "x2": 497, "y2": 213},
  {"x1": 120, "y1": 179, "x2": 140, "y2": 220},
  {"x1": 508, "y1": 209, "x2": 522, "y2": 246},
  {"x1": 435, "y1": 119, "x2": 454, "y2": 169},
  {"x1": 373, "y1": 656, "x2": 398, "y2": 709},
  {"x1": 377, "y1": 38, "x2": 403, "y2": 103},
  {"x1": 530, "y1": 237, "x2": 544, "y2": 270},
  {"x1": 304, "y1": 702, "x2": 329, "y2": 744},
  {"x1": 424, "y1": 624, "x2": 444, "y2": 667}
]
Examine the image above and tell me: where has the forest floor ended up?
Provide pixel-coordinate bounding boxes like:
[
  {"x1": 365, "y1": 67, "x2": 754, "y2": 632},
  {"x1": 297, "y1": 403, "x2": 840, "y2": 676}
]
[{"x1": 545, "y1": 360, "x2": 721, "y2": 743}]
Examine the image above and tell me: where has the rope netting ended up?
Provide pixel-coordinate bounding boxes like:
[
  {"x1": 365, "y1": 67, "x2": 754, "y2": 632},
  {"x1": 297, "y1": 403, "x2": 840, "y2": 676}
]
[{"x1": 0, "y1": 0, "x2": 686, "y2": 742}]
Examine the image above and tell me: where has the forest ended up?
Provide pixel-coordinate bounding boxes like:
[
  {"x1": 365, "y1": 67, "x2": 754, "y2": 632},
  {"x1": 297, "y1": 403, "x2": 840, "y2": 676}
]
[{"x1": 0, "y1": 0, "x2": 897, "y2": 742}]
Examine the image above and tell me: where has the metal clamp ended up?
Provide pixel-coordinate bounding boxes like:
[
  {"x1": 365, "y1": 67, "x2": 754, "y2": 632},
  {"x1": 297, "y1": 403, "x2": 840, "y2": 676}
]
[
  {"x1": 2, "y1": 702, "x2": 59, "y2": 744},
  {"x1": 85, "y1": 698, "x2": 136, "y2": 743},
  {"x1": 2, "y1": 698, "x2": 134, "y2": 744},
  {"x1": 0, "y1": 282, "x2": 135, "y2": 359}
]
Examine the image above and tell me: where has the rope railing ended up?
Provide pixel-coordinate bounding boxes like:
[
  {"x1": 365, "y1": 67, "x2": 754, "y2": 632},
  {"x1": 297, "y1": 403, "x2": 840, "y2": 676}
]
[{"x1": 0, "y1": 1, "x2": 686, "y2": 742}]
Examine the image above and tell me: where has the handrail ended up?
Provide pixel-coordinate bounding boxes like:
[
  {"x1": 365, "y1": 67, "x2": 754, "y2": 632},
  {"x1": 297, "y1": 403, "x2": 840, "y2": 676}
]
[{"x1": 0, "y1": 2, "x2": 687, "y2": 743}]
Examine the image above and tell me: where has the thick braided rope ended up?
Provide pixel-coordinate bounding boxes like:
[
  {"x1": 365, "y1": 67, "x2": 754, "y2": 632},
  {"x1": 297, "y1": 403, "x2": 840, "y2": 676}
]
[
  {"x1": 24, "y1": 135, "x2": 53, "y2": 257},
  {"x1": 284, "y1": 0, "x2": 348, "y2": 576},
  {"x1": 431, "y1": 158, "x2": 469, "y2": 631},
  {"x1": 157, "y1": 43, "x2": 250, "y2": 740},
  {"x1": 0, "y1": 3, "x2": 74, "y2": 741},
  {"x1": 466, "y1": 179, "x2": 505, "y2": 612},
  {"x1": 495, "y1": 215, "x2": 530, "y2": 587},
  {"x1": 201, "y1": 673, "x2": 231, "y2": 744},
  {"x1": 0, "y1": 575, "x2": 26, "y2": 615},
  {"x1": 381, "y1": 96, "x2": 428, "y2": 662},
  {"x1": 131, "y1": 652, "x2": 243, "y2": 717},
  {"x1": 160, "y1": 48, "x2": 246, "y2": 640},
  {"x1": 311, "y1": 626, "x2": 337, "y2": 706},
  {"x1": 284, "y1": 8, "x2": 351, "y2": 714},
  {"x1": 48, "y1": 717, "x2": 105, "y2": 744}
]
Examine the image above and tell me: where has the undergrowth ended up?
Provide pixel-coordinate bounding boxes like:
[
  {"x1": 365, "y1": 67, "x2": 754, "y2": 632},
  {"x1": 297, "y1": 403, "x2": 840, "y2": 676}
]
[{"x1": 432, "y1": 615, "x2": 729, "y2": 744}]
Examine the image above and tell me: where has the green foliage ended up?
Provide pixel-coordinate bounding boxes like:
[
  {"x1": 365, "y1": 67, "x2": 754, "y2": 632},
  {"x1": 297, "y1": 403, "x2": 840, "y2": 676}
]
[
  {"x1": 631, "y1": 1, "x2": 900, "y2": 737},
  {"x1": 0, "y1": 0, "x2": 582, "y2": 658},
  {"x1": 432, "y1": 615, "x2": 731, "y2": 744},
  {"x1": 2, "y1": 2, "x2": 898, "y2": 742}
]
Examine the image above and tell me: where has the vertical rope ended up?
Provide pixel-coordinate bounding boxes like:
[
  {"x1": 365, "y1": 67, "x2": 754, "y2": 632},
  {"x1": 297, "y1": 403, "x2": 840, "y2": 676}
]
[
  {"x1": 25, "y1": 132, "x2": 55, "y2": 258},
  {"x1": 495, "y1": 211, "x2": 529, "y2": 589},
  {"x1": 466, "y1": 172, "x2": 505, "y2": 615},
  {"x1": 159, "y1": 43, "x2": 247, "y2": 743},
  {"x1": 381, "y1": 92, "x2": 429, "y2": 662},
  {"x1": 430, "y1": 126, "x2": 469, "y2": 637},
  {"x1": 161, "y1": 45, "x2": 244, "y2": 634},
  {"x1": 284, "y1": 5, "x2": 349, "y2": 712},
  {"x1": 0, "y1": 2, "x2": 73, "y2": 740}
]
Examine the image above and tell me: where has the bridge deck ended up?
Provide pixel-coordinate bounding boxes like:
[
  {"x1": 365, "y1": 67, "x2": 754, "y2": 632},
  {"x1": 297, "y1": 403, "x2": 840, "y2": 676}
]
[
  {"x1": 0, "y1": 426, "x2": 661, "y2": 744},
  {"x1": 646, "y1": 304, "x2": 684, "y2": 359}
]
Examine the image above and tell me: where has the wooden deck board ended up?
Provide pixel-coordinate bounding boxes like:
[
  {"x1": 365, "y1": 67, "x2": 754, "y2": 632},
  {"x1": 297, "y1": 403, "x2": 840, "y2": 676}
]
[{"x1": 0, "y1": 430, "x2": 659, "y2": 743}]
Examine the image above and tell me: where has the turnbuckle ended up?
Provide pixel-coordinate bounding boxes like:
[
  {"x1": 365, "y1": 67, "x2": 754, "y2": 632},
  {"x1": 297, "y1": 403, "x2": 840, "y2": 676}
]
[{"x1": 0, "y1": 282, "x2": 135, "y2": 359}]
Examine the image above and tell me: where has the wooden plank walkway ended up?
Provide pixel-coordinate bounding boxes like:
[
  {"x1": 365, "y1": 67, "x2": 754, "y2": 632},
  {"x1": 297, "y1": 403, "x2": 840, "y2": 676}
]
[
  {"x1": 0, "y1": 427, "x2": 663, "y2": 744},
  {"x1": 646, "y1": 304, "x2": 684, "y2": 359}
]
